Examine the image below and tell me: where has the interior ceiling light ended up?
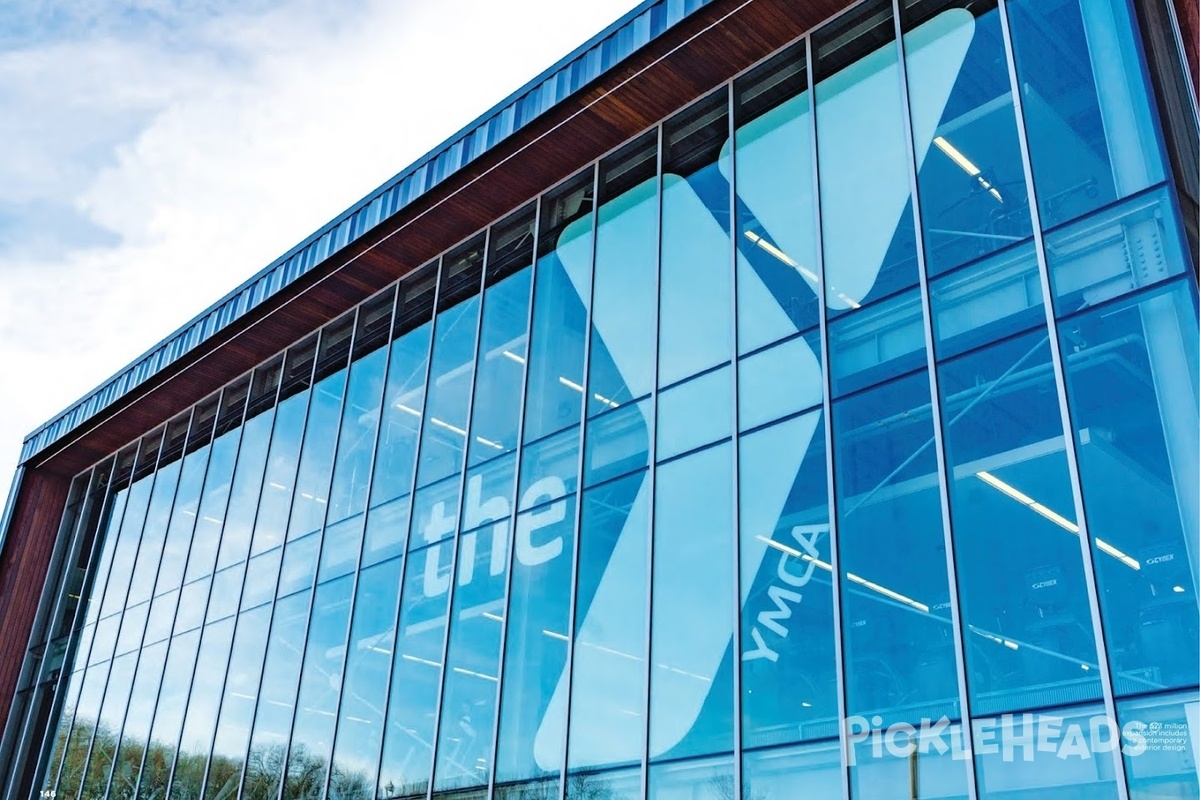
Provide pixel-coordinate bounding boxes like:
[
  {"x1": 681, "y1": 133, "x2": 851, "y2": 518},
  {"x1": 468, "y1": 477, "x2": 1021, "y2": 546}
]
[
  {"x1": 743, "y1": 230, "x2": 862, "y2": 309},
  {"x1": 975, "y1": 471, "x2": 1140, "y2": 571},
  {"x1": 933, "y1": 135, "x2": 1004, "y2": 203}
]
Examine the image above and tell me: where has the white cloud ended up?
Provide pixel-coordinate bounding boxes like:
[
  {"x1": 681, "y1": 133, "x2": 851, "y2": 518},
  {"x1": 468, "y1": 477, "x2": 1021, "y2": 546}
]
[{"x1": 0, "y1": 0, "x2": 645, "y2": 485}]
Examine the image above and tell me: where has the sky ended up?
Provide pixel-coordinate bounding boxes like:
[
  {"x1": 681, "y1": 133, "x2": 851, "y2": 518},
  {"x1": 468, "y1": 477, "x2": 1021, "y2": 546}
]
[{"x1": 0, "y1": 0, "x2": 647, "y2": 487}]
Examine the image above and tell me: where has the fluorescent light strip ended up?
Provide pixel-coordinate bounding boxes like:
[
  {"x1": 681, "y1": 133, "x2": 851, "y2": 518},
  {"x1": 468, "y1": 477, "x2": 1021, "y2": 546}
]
[
  {"x1": 742, "y1": 231, "x2": 860, "y2": 309},
  {"x1": 453, "y1": 666, "x2": 498, "y2": 682},
  {"x1": 976, "y1": 471, "x2": 1140, "y2": 571},
  {"x1": 401, "y1": 654, "x2": 442, "y2": 668},
  {"x1": 558, "y1": 376, "x2": 584, "y2": 393},
  {"x1": 483, "y1": 612, "x2": 504, "y2": 622},
  {"x1": 593, "y1": 392, "x2": 620, "y2": 409},
  {"x1": 475, "y1": 436, "x2": 504, "y2": 450},
  {"x1": 846, "y1": 572, "x2": 929, "y2": 613},
  {"x1": 502, "y1": 350, "x2": 526, "y2": 365},
  {"x1": 542, "y1": 629, "x2": 569, "y2": 642},
  {"x1": 756, "y1": 535, "x2": 832, "y2": 572},
  {"x1": 933, "y1": 136, "x2": 1003, "y2": 202},
  {"x1": 396, "y1": 403, "x2": 421, "y2": 417},
  {"x1": 430, "y1": 417, "x2": 467, "y2": 436}
]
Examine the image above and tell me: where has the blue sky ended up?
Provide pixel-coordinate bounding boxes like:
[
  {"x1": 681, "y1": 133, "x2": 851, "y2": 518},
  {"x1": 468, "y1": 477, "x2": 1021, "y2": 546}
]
[{"x1": 0, "y1": 0, "x2": 644, "y2": 482}]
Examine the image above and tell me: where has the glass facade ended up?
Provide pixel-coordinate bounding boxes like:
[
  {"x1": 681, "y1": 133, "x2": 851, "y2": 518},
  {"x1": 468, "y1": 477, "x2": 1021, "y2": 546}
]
[{"x1": 8, "y1": 1, "x2": 1198, "y2": 799}]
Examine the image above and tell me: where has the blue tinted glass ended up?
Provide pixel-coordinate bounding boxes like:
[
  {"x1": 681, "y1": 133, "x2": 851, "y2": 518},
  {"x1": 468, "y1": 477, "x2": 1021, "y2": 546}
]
[
  {"x1": 329, "y1": 557, "x2": 403, "y2": 798},
  {"x1": 564, "y1": 767, "x2": 640, "y2": 800},
  {"x1": 1058, "y1": 282, "x2": 1199, "y2": 693},
  {"x1": 849, "y1": 719, "x2": 969, "y2": 799},
  {"x1": 171, "y1": 616, "x2": 236, "y2": 797},
  {"x1": 469, "y1": 268, "x2": 533, "y2": 465},
  {"x1": 903, "y1": 2, "x2": 1032, "y2": 276},
  {"x1": 174, "y1": 577, "x2": 210, "y2": 634},
  {"x1": 583, "y1": 399, "x2": 652, "y2": 488},
  {"x1": 463, "y1": 451, "x2": 515, "y2": 532},
  {"x1": 659, "y1": 169, "x2": 733, "y2": 386},
  {"x1": 523, "y1": 236, "x2": 591, "y2": 444},
  {"x1": 111, "y1": 639, "x2": 167, "y2": 796},
  {"x1": 494, "y1": 493, "x2": 576, "y2": 787},
  {"x1": 647, "y1": 755, "x2": 733, "y2": 800},
  {"x1": 589, "y1": 176, "x2": 658, "y2": 412},
  {"x1": 205, "y1": 562, "x2": 243, "y2": 623},
  {"x1": 126, "y1": 457, "x2": 184, "y2": 606},
  {"x1": 182, "y1": 430, "x2": 239, "y2": 583},
  {"x1": 379, "y1": 542, "x2": 452, "y2": 800},
  {"x1": 737, "y1": 331, "x2": 823, "y2": 432},
  {"x1": 657, "y1": 366, "x2": 731, "y2": 462},
  {"x1": 135, "y1": 628, "x2": 201, "y2": 799},
  {"x1": 277, "y1": 533, "x2": 319, "y2": 598},
  {"x1": 83, "y1": 486, "x2": 130, "y2": 627},
  {"x1": 241, "y1": 547, "x2": 282, "y2": 610},
  {"x1": 244, "y1": 593, "x2": 310, "y2": 800},
  {"x1": 77, "y1": 651, "x2": 136, "y2": 798},
  {"x1": 252, "y1": 392, "x2": 309, "y2": 556},
  {"x1": 739, "y1": 412, "x2": 837, "y2": 748},
  {"x1": 98, "y1": 474, "x2": 154, "y2": 619},
  {"x1": 816, "y1": 6, "x2": 920, "y2": 314},
  {"x1": 929, "y1": 242, "x2": 1042, "y2": 360},
  {"x1": 289, "y1": 369, "x2": 349, "y2": 540},
  {"x1": 651, "y1": 443, "x2": 735, "y2": 761},
  {"x1": 733, "y1": 74, "x2": 820, "y2": 354},
  {"x1": 1045, "y1": 187, "x2": 1188, "y2": 314},
  {"x1": 433, "y1": 517, "x2": 510, "y2": 791},
  {"x1": 318, "y1": 514, "x2": 366, "y2": 582},
  {"x1": 284, "y1": 575, "x2": 354, "y2": 799},
  {"x1": 517, "y1": 427, "x2": 579, "y2": 508},
  {"x1": 1119, "y1": 692, "x2": 1200, "y2": 799},
  {"x1": 363, "y1": 494, "x2": 410, "y2": 569},
  {"x1": 411, "y1": 476, "x2": 462, "y2": 551},
  {"x1": 568, "y1": 470, "x2": 649, "y2": 774},
  {"x1": 1006, "y1": 0, "x2": 1164, "y2": 228},
  {"x1": 742, "y1": 740, "x2": 843, "y2": 799},
  {"x1": 56, "y1": 662, "x2": 109, "y2": 799},
  {"x1": 828, "y1": 288, "x2": 927, "y2": 397},
  {"x1": 938, "y1": 331, "x2": 1102, "y2": 713},
  {"x1": 417, "y1": 298, "x2": 482, "y2": 487},
  {"x1": 216, "y1": 408, "x2": 276, "y2": 570},
  {"x1": 371, "y1": 322, "x2": 433, "y2": 508},
  {"x1": 833, "y1": 373, "x2": 960, "y2": 726},
  {"x1": 327, "y1": 346, "x2": 388, "y2": 524},
  {"x1": 205, "y1": 602, "x2": 272, "y2": 799}
]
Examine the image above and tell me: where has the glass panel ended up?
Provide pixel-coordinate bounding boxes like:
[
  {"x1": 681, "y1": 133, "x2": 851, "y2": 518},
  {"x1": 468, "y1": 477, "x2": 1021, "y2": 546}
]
[
  {"x1": 78, "y1": 651, "x2": 137, "y2": 798},
  {"x1": 125, "y1": 457, "x2": 183, "y2": 607},
  {"x1": 135, "y1": 628, "x2": 202, "y2": 799},
  {"x1": 929, "y1": 242, "x2": 1042, "y2": 360},
  {"x1": 848, "y1": 719, "x2": 969, "y2": 799},
  {"x1": 205, "y1": 603, "x2": 272, "y2": 800},
  {"x1": 1118, "y1": 691, "x2": 1200, "y2": 799},
  {"x1": 583, "y1": 399, "x2": 652, "y2": 488},
  {"x1": 206, "y1": 563, "x2": 244, "y2": 623},
  {"x1": 647, "y1": 754, "x2": 733, "y2": 800},
  {"x1": 657, "y1": 366, "x2": 731, "y2": 462},
  {"x1": 833, "y1": 373, "x2": 960, "y2": 728},
  {"x1": 1005, "y1": 0, "x2": 1165, "y2": 228},
  {"x1": 432, "y1": 517, "x2": 509, "y2": 791},
  {"x1": 416, "y1": 295, "x2": 481, "y2": 487},
  {"x1": 251, "y1": 392, "x2": 310, "y2": 557},
  {"x1": 567, "y1": 470, "x2": 649, "y2": 774},
  {"x1": 564, "y1": 767, "x2": 639, "y2": 800},
  {"x1": 114, "y1": 601, "x2": 149, "y2": 656},
  {"x1": 82, "y1": 479, "x2": 129, "y2": 629},
  {"x1": 828, "y1": 288, "x2": 927, "y2": 397},
  {"x1": 902, "y1": 0, "x2": 1032, "y2": 276},
  {"x1": 318, "y1": 514, "x2": 366, "y2": 583},
  {"x1": 144, "y1": 588, "x2": 178, "y2": 645},
  {"x1": 732, "y1": 41, "x2": 820, "y2": 355},
  {"x1": 494, "y1": 492, "x2": 577, "y2": 787},
  {"x1": 329, "y1": 556, "x2": 404, "y2": 799},
  {"x1": 814, "y1": 0, "x2": 920, "y2": 313},
  {"x1": 277, "y1": 534, "x2": 319, "y2": 598},
  {"x1": 180, "y1": 428, "x2": 239, "y2": 586},
  {"x1": 371, "y1": 321, "x2": 433, "y2": 508},
  {"x1": 742, "y1": 739, "x2": 843, "y2": 799},
  {"x1": 523, "y1": 170, "x2": 594, "y2": 444},
  {"x1": 160, "y1": 448, "x2": 210, "y2": 592},
  {"x1": 55, "y1": 664, "x2": 108, "y2": 800},
  {"x1": 170, "y1": 616, "x2": 236, "y2": 797},
  {"x1": 739, "y1": 412, "x2": 837, "y2": 749},
  {"x1": 327, "y1": 345, "x2": 389, "y2": 526},
  {"x1": 1045, "y1": 187, "x2": 1188, "y2": 313},
  {"x1": 651, "y1": 443, "x2": 734, "y2": 761},
  {"x1": 1057, "y1": 281, "x2": 1199, "y2": 694},
  {"x1": 660, "y1": 90, "x2": 732, "y2": 386},
  {"x1": 241, "y1": 547, "x2": 282, "y2": 610},
  {"x1": 589, "y1": 131, "x2": 659, "y2": 413},
  {"x1": 411, "y1": 476, "x2": 462, "y2": 551},
  {"x1": 288, "y1": 369, "x2": 350, "y2": 541},
  {"x1": 378, "y1": 543, "x2": 452, "y2": 800},
  {"x1": 517, "y1": 427, "x2": 579, "y2": 507},
  {"x1": 972, "y1": 703, "x2": 1120, "y2": 798},
  {"x1": 97, "y1": 472, "x2": 155, "y2": 619},
  {"x1": 463, "y1": 451, "x2": 515, "y2": 533},
  {"x1": 468, "y1": 264, "x2": 533, "y2": 466},
  {"x1": 737, "y1": 331, "x2": 823, "y2": 432},
  {"x1": 363, "y1": 495, "x2": 410, "y2": 569},
  {"x1": 283, "y1": 575, "x2": 354, "y2": 799},
  {"x1": 244, "y1": 593, "x2": 311, "y2": 800},
  {"x1": 215, "y1": 407, "x2": 276, "y2": 570},
  {"x1": 939, "y1": 331, "x2": 1103, "y2": 713}
]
